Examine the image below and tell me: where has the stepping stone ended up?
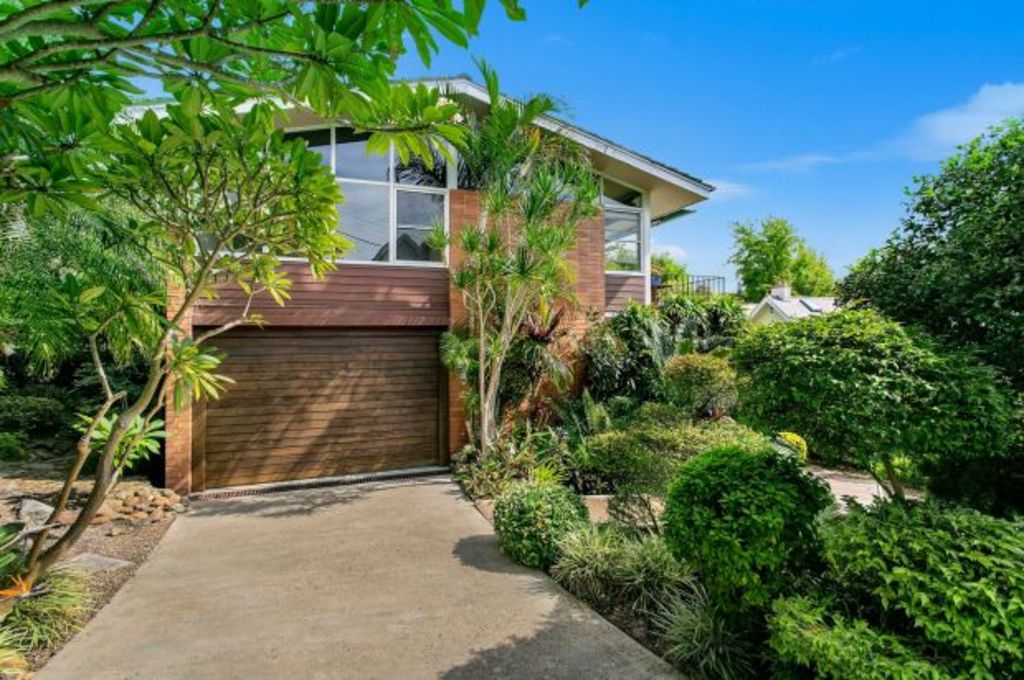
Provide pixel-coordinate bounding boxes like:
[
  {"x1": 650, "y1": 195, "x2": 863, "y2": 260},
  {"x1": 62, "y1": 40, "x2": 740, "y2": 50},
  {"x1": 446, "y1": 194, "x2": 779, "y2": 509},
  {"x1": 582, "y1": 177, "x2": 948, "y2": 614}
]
[
  {"x1": 66, "y1": 553, "x2": 133, "y2": 573},
  {"x1": 18, "y1": 499, "x2": 54, "y2": 526}
]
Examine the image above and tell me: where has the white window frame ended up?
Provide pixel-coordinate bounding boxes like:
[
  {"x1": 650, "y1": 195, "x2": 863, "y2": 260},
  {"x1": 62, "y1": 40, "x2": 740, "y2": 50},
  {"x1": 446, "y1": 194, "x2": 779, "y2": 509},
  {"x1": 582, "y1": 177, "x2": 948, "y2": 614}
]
[
  {"x1": 601, "y1": 176, "x2": 651, "y2": 303},
  {"x1": 282, "y1": 125, "x2": 450, "y2": 268}
]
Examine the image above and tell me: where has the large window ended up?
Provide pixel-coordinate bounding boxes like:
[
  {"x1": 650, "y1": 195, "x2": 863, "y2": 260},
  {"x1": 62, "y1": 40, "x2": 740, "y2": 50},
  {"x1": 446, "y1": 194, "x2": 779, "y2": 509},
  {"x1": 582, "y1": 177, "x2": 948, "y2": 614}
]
[
  {"x1": 285, "y1": 127, "x2": 448, "y2": 264},
  {"x1": 603, "y1": 178, "x2": 644, "y2": 272}
]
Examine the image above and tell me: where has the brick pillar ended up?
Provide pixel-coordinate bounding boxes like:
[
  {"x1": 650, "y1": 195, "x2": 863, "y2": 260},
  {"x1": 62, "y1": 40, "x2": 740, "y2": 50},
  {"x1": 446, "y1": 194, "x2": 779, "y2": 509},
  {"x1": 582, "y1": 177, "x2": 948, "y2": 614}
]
[
  {"x1": 164, "y1": 286, "x2": 194, "y2": 494},
  {"x1": 446, "y1": 190, "x2": 480, "y2": 456}
]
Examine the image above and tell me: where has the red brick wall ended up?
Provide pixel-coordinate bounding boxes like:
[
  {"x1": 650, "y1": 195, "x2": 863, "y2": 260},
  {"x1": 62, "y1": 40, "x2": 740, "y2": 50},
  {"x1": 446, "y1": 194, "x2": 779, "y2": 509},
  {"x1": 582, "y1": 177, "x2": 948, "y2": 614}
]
[
  {"x1": 164, "y1": 286, "x2": 193, "y2": 494},
  {"x1": 446, "y1": 190, "x2": 479, "y2": 455}
]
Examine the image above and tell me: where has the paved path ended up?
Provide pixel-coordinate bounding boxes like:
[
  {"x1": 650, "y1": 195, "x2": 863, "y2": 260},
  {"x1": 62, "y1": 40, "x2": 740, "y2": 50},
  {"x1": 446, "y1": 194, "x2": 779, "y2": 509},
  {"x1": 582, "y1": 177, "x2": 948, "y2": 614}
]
[{"x1": 41, "y1": 478, "x2": 675, "y2": 679}]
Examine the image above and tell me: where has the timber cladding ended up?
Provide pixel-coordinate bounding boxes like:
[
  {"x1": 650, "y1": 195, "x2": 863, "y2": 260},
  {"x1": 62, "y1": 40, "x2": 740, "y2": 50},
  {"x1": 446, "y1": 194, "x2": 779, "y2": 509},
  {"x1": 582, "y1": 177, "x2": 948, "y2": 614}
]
[
  {"x1": 605, "y1": 274, "x2": 646, "y2": 313},
  {"x1": 193, "y1": 263, "x2": 450, "y2": 328},
  {"x1": 192, "y1": 327, "x2": 444, "y2": 490}
]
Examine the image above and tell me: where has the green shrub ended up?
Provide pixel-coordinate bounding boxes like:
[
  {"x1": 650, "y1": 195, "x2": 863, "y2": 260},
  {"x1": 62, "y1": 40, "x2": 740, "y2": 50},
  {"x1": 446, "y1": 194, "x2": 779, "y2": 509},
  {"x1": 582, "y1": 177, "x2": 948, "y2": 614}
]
[
  {"x1": 0, "y1": 432, "x2": 26, "y2": 461},
  {"x1": 582, "y1": 302, "x2": 674, "y2": 403},
  {"x1": 653, "y1": 418, "x2": 770, "y2": 462},
  {"x1": 0, "y1": 630, "x2": 26, "y2": 678},
  {"x1": 663, "y1": 353, "x2": 737, "y2": 418},
  {"x1": 553, "y1": 526, "x2": 693, "y2": 618},
  {"x1": 579, "y1": 320, "x2": 632, "y2": 402},
  {"x1": 732, "y1": 309, "x2": 1015, "y2": 498},
  {"x1": 663, "y1": 445, "x2": 832, "y2": 612},
  {"x1": 653, "y1": 585, "x2": 756, "y2": 680},
  {"x1": 770, "y1": 597, "x2": 951, "y2": 680},
  {"x1": 454, "y1": 426, "x2": 569, "y2": 499},
  {"x1": 774, "y1": 431, "x2": 808, "y2": 465},
  {"x1": 818, "y1": 500, "x2": 1024, "y2": 677},
  {"x1": 657, "y1": 293, "x2": 747, "y2": 353},
  {"x1": 621, "y1": 402, "x2": 690, "y2": 430},
  {"x1": 0, "y1": 396, "x2": 66, "y2": 439},
  {"x1": 492, "y1": 482, "x2": 588, "y2": 570},
  {"x1": 3, "y1": 568, "x2": 90, "y2": 652},
  {"x1": 616, "y1": 534, "x2": 694, "y2": 617},
  {"x1": 573, "y1": 428, "x2": 681, "y2": 495},
  {"x1": 551, "y1": 525, "x2": 626, "y2": 608}
]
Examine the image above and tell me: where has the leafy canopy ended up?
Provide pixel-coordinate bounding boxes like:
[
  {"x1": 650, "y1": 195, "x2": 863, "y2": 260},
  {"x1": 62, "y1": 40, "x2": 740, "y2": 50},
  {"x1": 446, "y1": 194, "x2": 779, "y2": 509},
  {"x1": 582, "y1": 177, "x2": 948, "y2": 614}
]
[
  {"x1": 730, "y1": 216, "x2": 834, "y2": 302},
  {"x1": 839, "y1": 118, "x2": 1024, "y2": 386},
  {"x1": 0, "y1": 0, "x2": 587, "y2": 212},
  {"x1": 732, "y1": 308, "x2": 1014, "y2": 497}
]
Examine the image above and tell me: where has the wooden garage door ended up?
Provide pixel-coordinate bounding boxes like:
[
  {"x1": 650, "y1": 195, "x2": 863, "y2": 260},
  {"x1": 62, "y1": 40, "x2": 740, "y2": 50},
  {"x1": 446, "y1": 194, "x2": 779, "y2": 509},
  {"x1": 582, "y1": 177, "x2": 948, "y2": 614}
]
[{"x1": 195, "y1": 328, "x2": 443, "y2": 489}]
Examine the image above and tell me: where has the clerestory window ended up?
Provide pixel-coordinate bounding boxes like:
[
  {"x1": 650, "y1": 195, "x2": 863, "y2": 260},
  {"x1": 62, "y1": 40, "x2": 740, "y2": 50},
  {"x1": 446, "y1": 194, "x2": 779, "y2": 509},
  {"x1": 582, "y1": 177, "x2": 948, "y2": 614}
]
[{"x1": 284, "y1": 127, "x2": 448, "y2": 265}]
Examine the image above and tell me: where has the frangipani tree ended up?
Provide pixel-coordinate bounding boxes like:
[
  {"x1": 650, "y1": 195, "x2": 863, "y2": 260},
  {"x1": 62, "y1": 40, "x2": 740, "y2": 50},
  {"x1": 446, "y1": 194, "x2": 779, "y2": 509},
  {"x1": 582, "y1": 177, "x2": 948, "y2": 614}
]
[
  {"x1": 0, "y1": 0, "x2": 584, "y2": 210},
  {"x1": 2, "y1": 94, "x2": 346, "y2": 585},
  {"x1": 436, "y1": 64, "x2": 600, "y2": 454}
]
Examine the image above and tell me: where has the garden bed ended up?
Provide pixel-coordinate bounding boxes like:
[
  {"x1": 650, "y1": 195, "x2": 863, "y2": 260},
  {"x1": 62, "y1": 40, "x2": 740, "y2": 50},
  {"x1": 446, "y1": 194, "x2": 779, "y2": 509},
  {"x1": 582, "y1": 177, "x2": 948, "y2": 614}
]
[{"x1": 0, "y1": 458, "x2": 183, "y2": 671}]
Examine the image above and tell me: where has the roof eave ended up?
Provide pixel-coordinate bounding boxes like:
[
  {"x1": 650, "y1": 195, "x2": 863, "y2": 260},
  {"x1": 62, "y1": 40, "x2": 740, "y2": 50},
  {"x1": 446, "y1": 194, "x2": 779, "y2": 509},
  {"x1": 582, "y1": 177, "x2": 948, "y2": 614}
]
[{"x1": 431, "y1": 77, "x2": 715, "y2": 200}]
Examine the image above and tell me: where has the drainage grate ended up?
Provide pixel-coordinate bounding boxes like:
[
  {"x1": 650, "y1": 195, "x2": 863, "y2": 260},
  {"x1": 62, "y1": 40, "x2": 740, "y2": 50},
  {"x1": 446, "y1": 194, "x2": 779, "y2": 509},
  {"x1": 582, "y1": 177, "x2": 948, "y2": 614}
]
[{"x1": 190, "y1": 466, "x2": 451, "y2": 501}]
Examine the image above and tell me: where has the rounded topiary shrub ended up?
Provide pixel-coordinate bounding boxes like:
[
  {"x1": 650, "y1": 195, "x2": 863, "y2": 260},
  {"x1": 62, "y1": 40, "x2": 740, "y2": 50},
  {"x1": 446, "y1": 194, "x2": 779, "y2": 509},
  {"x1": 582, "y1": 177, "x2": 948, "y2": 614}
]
[
  {"x1": 663, "y1": 445, "x2": 832, "y2": 612},
  {"x1": 493, "y1": 481, "x2": 588, "y2": 570},
  {"x1": 663, "y1": 353, "x2": 737, "y2": 419}
]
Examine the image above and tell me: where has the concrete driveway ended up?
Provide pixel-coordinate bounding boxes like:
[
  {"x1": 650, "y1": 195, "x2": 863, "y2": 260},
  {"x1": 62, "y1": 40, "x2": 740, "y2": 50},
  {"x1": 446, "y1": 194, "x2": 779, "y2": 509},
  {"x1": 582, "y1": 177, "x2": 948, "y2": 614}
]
[{"x1": 41, "y1": 477, "x2": 676, "y2": 679}]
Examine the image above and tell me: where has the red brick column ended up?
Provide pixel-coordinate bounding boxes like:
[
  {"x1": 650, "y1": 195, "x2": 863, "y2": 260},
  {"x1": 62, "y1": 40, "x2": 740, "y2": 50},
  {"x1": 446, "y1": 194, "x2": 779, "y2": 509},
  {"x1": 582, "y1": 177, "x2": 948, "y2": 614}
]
[
  {"x1": 446, "y1": 190, "x2": 480, "y2": 456},
  {"x1": 164, "y1": 286, "x2": 194, "y2": 494}
]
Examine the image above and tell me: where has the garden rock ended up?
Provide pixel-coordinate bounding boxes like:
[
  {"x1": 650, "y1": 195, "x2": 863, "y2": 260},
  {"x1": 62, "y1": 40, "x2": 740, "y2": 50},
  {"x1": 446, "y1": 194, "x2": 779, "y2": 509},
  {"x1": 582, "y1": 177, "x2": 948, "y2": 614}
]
[
  {"x1": 67, "y1": 552, "x2": 133, "y2": 573},
  {"x1": 18, "y1": 498, "x2": 54, "y2": 526}
]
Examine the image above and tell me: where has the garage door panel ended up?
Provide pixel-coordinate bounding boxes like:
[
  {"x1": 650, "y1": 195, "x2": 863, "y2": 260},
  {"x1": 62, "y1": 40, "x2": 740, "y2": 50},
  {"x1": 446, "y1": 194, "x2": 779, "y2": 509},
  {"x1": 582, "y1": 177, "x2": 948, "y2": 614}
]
[
  {"x1": 206, "y1": 417, "x2": 440, "y2": 448},
  {"x1": 199, "y1": 328, "x2": 442, "y2": 489},
  {"x1": 206, "y1": 396, "x2": 440, "y2": 420},
  {"x1": 205, "y1": 420, "x2": 439, "y2": 450}
]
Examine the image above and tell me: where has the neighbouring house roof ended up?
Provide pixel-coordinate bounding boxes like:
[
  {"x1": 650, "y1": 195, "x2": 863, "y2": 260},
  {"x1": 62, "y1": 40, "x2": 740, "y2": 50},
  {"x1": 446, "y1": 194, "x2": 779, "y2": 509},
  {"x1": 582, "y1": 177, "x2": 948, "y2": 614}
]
[{"x1": 748, "y1": 295, "x2": 838, "y2": 322}]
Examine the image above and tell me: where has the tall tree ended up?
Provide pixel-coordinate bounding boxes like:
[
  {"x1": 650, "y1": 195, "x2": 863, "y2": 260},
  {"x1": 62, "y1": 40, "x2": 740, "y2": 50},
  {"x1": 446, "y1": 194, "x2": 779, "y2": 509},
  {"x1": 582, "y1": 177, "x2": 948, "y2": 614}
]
[
  {"x1": 730, "y1": 217, "x2": 834, "y2": 302},
  {"x1": 435, "y1": 63, "x2": 600, "y2": 454},
  {"x1": 839, "y1": 119, "x2": 1024, "y2": 387}
]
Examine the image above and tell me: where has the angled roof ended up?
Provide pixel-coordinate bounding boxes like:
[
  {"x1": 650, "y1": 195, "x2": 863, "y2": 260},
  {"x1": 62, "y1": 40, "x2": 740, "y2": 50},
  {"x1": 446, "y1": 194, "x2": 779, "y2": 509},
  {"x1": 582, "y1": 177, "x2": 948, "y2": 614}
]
[
  {"x1": 421, "y1": 75, "x2": 713, "y2": 222},
  {"x1": 749, "y1": 295, "x2": 838, "y2": 321}
]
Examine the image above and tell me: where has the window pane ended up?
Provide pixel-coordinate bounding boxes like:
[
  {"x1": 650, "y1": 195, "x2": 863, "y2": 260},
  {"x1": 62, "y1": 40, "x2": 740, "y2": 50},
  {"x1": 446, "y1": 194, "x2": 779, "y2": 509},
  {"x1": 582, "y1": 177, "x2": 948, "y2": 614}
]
[
  {"x1": 397, "y1": 228, "x2": 443, "y2": 262},
  {"x1": 335, "y1": 128, "x2": 389, "y2": 181},
  {"x1": 606, "y1": 241, "x2": 641, "y2": 271},
  {"x1": 338, "y1": 183, "x2": 390, "y2": 261},
  {"x1": 396, "y1": 191, "x2": 444, "y2": 262},
  {"x1": 284, "y1": 129, "x2": 331, "y2": 168},
  {"x1": 603, "y1": 178, "x2": 643, "y2": 208},
  {"x1": 605, "y1": 210, "x2": 641, "y2": 243},
  {"x1": 605, "y1": 209, "x2": 642, "y2": 271},
  {"x1": 396, "y1": 147, "x2": 447, "y2": 187}
]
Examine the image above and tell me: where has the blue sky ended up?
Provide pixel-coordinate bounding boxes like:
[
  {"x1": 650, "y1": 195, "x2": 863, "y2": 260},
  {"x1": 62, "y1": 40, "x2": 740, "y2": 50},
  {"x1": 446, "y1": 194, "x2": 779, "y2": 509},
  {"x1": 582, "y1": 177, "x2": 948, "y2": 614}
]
[{"x1": 398, "y1": 0, "x2": 1024, "y2": 288}]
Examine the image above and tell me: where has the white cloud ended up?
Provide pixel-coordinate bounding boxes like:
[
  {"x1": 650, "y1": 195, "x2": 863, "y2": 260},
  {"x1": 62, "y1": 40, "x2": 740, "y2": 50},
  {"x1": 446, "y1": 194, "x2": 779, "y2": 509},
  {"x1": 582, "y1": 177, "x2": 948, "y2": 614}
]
[
  {"x1": 706, "y1": 178, "x2": 756, "y2": 201},
  {"x1": 738, "y1": 153, "x2": 846, "y2": 173},
  {"x1": 886, "y1": 83, "x2": 1024, "y2": 160},
  {"x1": 813, "y1": 45, "x2": 862, "y2": 66},
  {"x1": 739, "y1": 82, "x2": 1024, "y2": 172},
  {"x1": 543, "y1": 33, "x2": 573, "y2": 46},
  {"x1": 652, "y1": 243, "x2": 688, "y2": 261}
]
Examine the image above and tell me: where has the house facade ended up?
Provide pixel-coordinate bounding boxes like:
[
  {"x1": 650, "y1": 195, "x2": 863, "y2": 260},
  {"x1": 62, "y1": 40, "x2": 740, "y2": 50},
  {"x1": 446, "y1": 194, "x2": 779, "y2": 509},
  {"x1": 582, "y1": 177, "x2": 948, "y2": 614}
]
[{"x1": 164, "y1": 77, "x2": 712, "y2": 493}]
